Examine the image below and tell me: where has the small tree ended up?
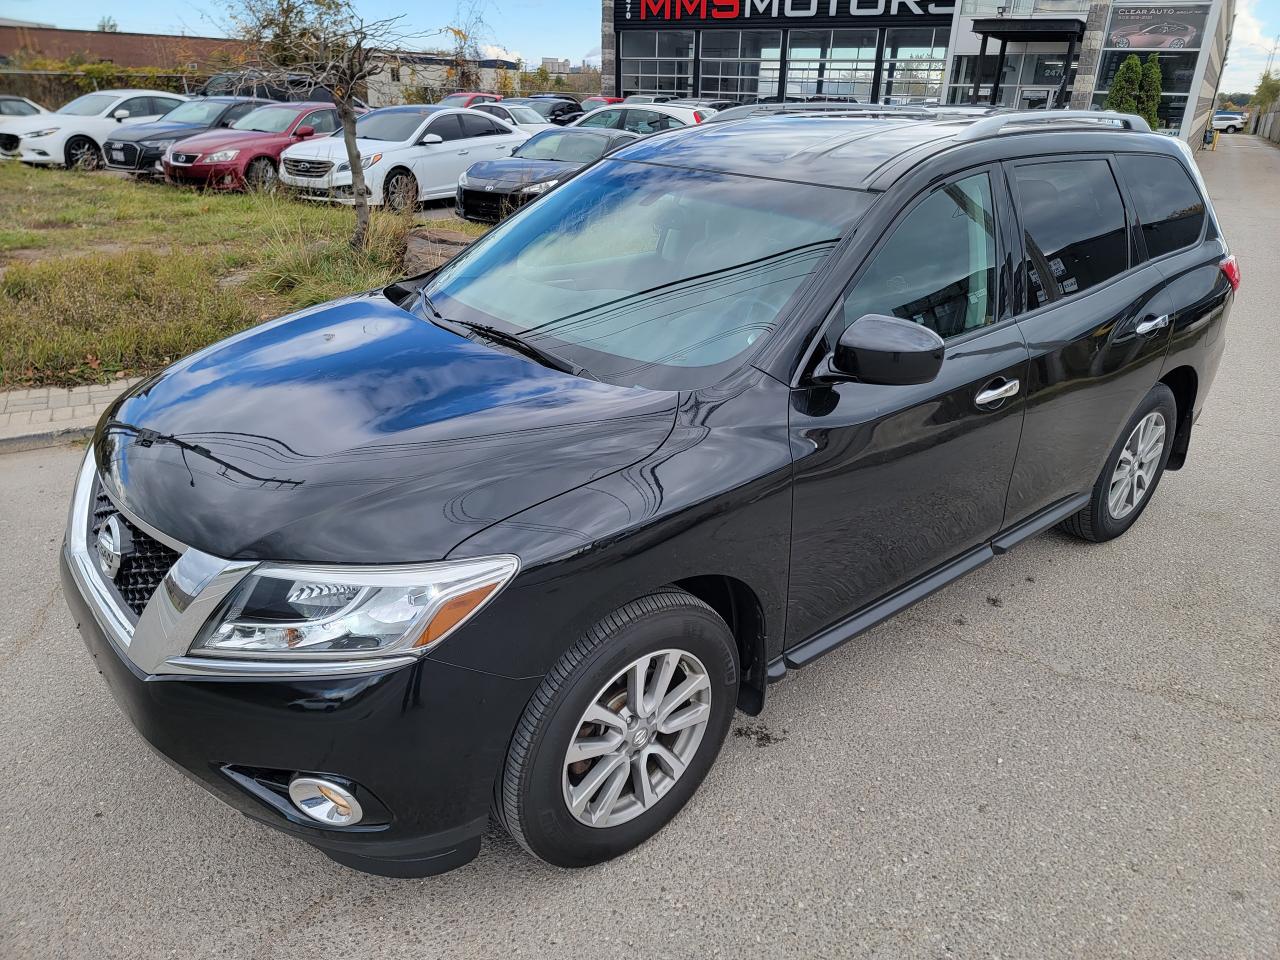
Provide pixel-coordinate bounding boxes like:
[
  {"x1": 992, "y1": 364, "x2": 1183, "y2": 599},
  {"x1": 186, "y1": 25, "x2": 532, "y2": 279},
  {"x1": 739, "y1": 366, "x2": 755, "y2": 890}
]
[
  {"x1": 227, "y1": 0, "x2": 434, "y2": 249},
  {"x1": 97, "y1": 16, "x2": 119, "y2": 32},
  {"x1": 1253, "y1": 70, "x2": 1280, "y2": 113},
  {"x1": 1104, "y1": 54, "x2": 1143, "y2": 116},
  {"x1": 1138, "y1": 53, "x2": 1163, "y2": 130}
]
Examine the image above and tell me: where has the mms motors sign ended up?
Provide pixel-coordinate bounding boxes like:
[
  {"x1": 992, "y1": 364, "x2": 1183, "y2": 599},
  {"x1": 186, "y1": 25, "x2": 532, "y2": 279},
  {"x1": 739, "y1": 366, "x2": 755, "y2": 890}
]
[{"x1": 618, "y1": 0, "x2": 957, "y2": 20}]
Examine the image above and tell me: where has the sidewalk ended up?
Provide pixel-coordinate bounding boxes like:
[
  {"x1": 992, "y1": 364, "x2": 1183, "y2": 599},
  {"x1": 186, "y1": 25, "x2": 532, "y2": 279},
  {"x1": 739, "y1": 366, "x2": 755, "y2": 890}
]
[{"x1": 0, "y1": 378, "x2": 144, "y2": 453}]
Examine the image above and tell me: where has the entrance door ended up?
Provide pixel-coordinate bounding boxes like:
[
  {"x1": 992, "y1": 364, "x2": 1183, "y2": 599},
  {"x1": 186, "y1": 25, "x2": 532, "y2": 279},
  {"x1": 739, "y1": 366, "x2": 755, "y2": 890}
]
[{"x1": 1018, "y1": 87, "x2": 1055, "y2": 110}]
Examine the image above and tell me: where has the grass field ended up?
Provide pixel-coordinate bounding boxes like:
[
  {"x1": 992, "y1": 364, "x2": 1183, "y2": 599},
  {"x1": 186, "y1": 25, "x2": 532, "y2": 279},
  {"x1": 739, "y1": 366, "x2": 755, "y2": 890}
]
[{"x1": 0, "y1": 163, "x2": 482, "y2": 387}]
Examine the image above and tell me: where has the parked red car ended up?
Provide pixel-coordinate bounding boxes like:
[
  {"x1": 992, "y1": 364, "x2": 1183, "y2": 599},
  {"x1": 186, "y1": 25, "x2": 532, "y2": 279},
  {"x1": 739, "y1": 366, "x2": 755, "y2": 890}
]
[
  {"x1": 162, "y1": 101, "x2": 340, "y2": 189},
  {"x1": 437, "y1": 92, "x2": 502, "y2": 107},
  {"x1": 580, "y1": 95, "x2": 623, "y2": 111}
]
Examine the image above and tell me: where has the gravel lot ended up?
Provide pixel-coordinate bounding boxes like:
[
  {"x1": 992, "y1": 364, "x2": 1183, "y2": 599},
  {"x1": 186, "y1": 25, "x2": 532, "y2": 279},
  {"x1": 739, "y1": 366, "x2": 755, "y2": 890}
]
[{"x1": 0, "y1": 136, "x2": 1276, "y2": 960}]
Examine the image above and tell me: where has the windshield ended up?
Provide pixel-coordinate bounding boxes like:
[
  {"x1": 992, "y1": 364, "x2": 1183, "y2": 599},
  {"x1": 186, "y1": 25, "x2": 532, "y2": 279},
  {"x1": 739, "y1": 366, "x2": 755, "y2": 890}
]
[
  {"x1": 161, "y1": 99, "x2": 232, "y2": 125},
  {"x1": 354, "y1": 110, "x2": 428, "y2": 141},
  {"x1": 514, "y1": 130, "x2": 609, "y2": 163},
  {"x1": 57, "y1": 93, "x2": 118, "y2": 116},
  {"x1": 437, "y1": 94, "x2": 472, "y2": 107},
  {"x1": 505, "y1": 105, "x2": 545, "y2": 124},
  {"x1": 423, "y1": 160, "x2": 868, "y2": 389},
  {"x1": 232, "y1": 105, "x2": 299, "y2": 133},
  {"x1": 519, "y1": 100, "x2": 558, "y2": 118}
]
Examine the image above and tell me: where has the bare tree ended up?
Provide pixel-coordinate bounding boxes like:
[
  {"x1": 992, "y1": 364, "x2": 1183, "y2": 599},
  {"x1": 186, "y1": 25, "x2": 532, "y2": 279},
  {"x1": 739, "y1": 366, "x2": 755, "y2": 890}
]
[
  {"x1": 444, "y1": 0, "x2": 492, "y2": 91},
  {"x1": 226, "y1": 0, "x2": 436, "y2": 249}
]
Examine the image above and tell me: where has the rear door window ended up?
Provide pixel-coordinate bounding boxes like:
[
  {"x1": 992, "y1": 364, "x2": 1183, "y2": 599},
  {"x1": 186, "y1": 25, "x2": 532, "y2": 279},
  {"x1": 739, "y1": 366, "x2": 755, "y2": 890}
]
[
  {"x1": 1012, "y1": 159, "x2": 1129, "y2": 309},
  {"x1": 1115, "y1": 153, "x2": 1206, "y2": 259}
]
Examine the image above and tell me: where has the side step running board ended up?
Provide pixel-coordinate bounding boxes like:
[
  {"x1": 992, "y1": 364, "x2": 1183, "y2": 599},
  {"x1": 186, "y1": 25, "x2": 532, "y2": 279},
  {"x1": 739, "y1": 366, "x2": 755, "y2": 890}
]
[{"x1": 773, "y1": 493, "x2": 1090, "y2": 675}]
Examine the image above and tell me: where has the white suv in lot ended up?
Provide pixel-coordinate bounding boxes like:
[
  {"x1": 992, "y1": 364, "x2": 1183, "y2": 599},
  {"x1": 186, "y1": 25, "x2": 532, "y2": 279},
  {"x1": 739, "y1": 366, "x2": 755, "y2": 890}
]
[
  {"x1": 1212, "y1": 111, "x2": 1247, "y2": 133},
  {"x1": 15, "y1": 89, "x2": 188, "y2": 168},
  {"x1": 279, "y1": 105, "x2": 528, "y2": 210}
]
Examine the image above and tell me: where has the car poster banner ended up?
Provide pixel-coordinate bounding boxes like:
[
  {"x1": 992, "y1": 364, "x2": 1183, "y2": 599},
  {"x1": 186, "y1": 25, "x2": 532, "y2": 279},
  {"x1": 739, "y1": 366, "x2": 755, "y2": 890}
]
[{"x1": 1105, "y1": 5, "x2": 1209, "y2": 50}]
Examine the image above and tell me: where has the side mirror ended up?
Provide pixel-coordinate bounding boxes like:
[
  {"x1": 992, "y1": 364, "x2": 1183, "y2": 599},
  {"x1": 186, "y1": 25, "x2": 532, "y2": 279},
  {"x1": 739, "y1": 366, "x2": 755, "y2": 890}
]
[
  {"x1": 113, "y1": 108, "x2": 130, "y2": 121},
  {"x1": 830, "y1": 313, "x2": 944, "y2": 386},
  {"x1": 294, "y1": 125, "x2": 316, "y2": 138},
  {"x1": 421, "y1": 132, "x2": 443, "y2": 145}
]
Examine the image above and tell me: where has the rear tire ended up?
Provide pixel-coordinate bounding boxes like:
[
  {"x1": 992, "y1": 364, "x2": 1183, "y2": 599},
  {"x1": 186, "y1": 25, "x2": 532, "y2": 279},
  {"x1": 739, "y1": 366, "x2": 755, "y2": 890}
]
[
  {"x1": 1059, "y1": 383, "x2": 1177, "y2": 543},
  {"x1": 497, "y1": 589, "x2": 739, "y2": 868},
  {"x1": 1226, "y1": 125, "x2": 1238, "y2": 134}
]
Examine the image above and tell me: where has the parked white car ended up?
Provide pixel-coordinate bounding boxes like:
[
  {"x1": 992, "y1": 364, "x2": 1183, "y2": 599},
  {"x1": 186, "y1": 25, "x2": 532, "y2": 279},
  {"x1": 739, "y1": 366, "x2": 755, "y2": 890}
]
[
  {"x1": 14, "y1": 89, "x2": 188, "y2": 168},
  {"x1": 571, "y1": 102, "x2": 713, "y2": 134},
  {"x1": 278, "y1": 105, "x2": 529, "y2": 210},
  {"x1": 472, "y1": 102, "x2": 556, "y2": 131},
  {"x1": 0, "y1": 96, "x2": 49, "y2": 159},
  {"x1": 1211, "y1": 111, "x2": 1247, "y2": 133}
]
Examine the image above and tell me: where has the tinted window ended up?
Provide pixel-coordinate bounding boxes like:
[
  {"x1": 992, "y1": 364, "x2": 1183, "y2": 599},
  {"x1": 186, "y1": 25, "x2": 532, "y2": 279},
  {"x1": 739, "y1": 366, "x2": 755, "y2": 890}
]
[
  {"x1": 622, "y1": 109, "x2": 683, "y2": 133},
  {"x1": 153, "y1": 97, "x2": 184, "y2": 115},
  {"x1": 1116, "y1": 154, "x2": 1205, "y2": 259},
  {"x1": 423, "y1": 160, "x2": 870, "y2": 389},
  {"x1": 162, "y1": 99, "x2": 230, "y2": 125},
  {"x1": 579, "y1": 108, "x2": 622, "y2": 129},
  {"x1": 1014, "y1": 160, "x2": 1128, "y2": 308},
  {"x1": 425, "y1": 114, "x2": 463, "y2": 142},
  {"x1": 514, "y1": 130, "x2": 609, "y2": 162},
  {"x1": 0, "y1": 100, "x2": 37, "y2": 116},
  {"x1": 356, "y1": 110, "x2": 432, "y2": 141},
  {"x1": 118, "y1": 97, "x2": 153, "y2": 118},
  {"x1": 841, "y1": 173, "x2": 997, "y2": 339},
  {"x1": 220, "y1": 102, "x2": 259, "y2": 125},
  {"x1": 302, "y1": 109, "x2": 339, "y2": 133},
  {"x1": 459, "y1": 113, "x2": 503, "y2": 138},
  {"x1": 474, "y1": 104, "x2": 505, "y2": 120}
]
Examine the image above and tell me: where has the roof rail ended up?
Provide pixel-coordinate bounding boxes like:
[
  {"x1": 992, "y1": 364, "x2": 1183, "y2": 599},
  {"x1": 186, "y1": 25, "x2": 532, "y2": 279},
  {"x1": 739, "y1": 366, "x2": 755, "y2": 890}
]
[
  {"x1": 955, "y1": 110, "x2": 1151, "y2": 141},
  {"x1": 705, "y1": 101, "x2": 934, "y2": 124}
]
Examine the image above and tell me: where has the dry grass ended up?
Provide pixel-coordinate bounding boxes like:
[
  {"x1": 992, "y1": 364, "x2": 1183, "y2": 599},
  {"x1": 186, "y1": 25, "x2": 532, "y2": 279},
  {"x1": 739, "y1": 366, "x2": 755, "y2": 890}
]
[{"x1": 0, "y1": 163, "x2": 440, "y2": 386}]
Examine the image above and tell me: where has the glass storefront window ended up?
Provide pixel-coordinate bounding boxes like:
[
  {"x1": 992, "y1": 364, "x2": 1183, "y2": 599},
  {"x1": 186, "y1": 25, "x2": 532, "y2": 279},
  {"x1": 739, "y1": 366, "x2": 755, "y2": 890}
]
[
  {"x1": 786, "y1": 29, "x2": 879, "y2": 100},
  {"x1": 701, "y1": 30, "x2": 781, "y2": 101},
  {"x1": 1097, "y1": 50, "x2": 1197, "y2": 94},
  {"x1": 882, "y1": 26, "x2": 949, "y2": 103},
  {"x1": 619, "y1": 30, "x2": 694, "y2": 98},
  {"x1": 1091, "y1": 91, "x2": 1189, "y2": 132}
]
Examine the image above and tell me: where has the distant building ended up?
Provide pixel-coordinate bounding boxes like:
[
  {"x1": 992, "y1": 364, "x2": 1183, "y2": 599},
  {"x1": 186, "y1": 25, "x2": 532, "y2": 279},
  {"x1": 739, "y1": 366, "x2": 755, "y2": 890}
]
[
  {"x1": 0, "y1": 24, "x2": 250, "y2": 70},
  {"x1": 541, "y1": 57, "x2": 572, "y2": 74},
  {"x1": 366, "y1": 52, "x2": 522, "y2": 106}
]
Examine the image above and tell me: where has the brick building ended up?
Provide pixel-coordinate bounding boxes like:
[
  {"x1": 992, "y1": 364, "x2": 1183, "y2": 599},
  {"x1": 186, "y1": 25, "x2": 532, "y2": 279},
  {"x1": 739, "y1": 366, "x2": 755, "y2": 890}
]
[{"x1": 0, "y1": 25, "x2": 250, "y2": 71}]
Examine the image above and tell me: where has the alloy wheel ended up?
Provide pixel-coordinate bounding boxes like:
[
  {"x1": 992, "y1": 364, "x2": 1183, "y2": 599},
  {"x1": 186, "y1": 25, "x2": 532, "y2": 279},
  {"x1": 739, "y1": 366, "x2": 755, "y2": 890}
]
[
  {"x1": 562, "y1": 648, "x2": 712, "y2": 829},
  {"x1": 1107, "y1": 411, "x2": 1166, "y2": 520},
  {"x1": 68, "y1": 138, "x2": 101, "y2": 170}
]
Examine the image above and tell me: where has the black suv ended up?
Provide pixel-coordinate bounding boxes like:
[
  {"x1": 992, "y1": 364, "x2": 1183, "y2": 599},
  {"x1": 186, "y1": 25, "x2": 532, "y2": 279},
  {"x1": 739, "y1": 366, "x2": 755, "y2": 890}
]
[{"x1": 62, "y1": 110, "x2": 1234, "y2": 878}]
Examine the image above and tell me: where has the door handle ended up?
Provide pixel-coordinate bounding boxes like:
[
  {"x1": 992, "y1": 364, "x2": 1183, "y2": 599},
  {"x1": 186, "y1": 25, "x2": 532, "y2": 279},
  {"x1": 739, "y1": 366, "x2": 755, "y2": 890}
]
[
  {"x1": 1135, "y1": 314, "x2": 1170, "y2": 335},
  {"x1": 975, "y1": 377, "x2": 1020, "y2": 407},
  {"x1": 456, "y1": 149, "x2": 469, "y2": 155}
]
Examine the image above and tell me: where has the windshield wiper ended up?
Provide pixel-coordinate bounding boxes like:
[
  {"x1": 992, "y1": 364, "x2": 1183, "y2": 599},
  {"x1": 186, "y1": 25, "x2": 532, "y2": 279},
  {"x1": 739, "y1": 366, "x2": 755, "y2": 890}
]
[{"x1": 416, "y1": 289, "x2": 595, "y2": 380}]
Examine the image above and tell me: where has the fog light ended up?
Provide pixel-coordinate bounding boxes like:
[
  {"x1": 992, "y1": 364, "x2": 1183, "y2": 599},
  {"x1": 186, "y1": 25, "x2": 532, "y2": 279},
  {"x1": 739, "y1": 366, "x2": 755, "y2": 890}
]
[{"x1": 288, "y1": 776, "x2": 364, "y2": 826}]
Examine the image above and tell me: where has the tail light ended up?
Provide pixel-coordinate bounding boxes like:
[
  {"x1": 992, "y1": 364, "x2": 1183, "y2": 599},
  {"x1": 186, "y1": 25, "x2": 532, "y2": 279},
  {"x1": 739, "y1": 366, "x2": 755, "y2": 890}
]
[
  {"x1": 1220, "y1": 254, "x2": 1241, "y2": 292},
  {"x1": 694, "y1": 110, "x2": 706, "y2": 123}
]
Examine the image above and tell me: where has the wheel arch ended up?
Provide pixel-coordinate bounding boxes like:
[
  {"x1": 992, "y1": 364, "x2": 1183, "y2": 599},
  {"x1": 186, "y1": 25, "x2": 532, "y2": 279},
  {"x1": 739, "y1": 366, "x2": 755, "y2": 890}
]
[
  {"x1": 382, "y1": 164, "x2": 417, "y2": 201},
  {"x1": 671, "y1": 574, "x2": 768, "y2": 716},
  {"x1": 1160, "y1": 364, "x2": 1198, "y2": 470}
]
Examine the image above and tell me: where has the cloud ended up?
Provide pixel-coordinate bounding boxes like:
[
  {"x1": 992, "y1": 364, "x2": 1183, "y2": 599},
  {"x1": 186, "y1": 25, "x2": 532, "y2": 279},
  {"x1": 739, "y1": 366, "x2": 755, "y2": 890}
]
[
  {"x1": 480, "y1": 42, "x2": 522, "y2": 62},
  {"x1": 1222, "y1": 0, "x2": 1277, "y2": 90},
  {"x1": 582, "y1": 45, "x2": 602, "y2": 65}
]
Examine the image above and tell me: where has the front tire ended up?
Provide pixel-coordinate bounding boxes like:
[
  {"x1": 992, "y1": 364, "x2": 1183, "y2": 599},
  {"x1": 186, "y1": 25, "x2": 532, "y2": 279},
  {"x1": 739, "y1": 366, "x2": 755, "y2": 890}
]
[
  {"x1": 65, "y1": 136, "x2": 101, "y2": 170},
  {"x1": 244, "y1": 157, "x2": 277, "y2": 191},
  {"x1": 497, "y1": 589, "x2": 739, "y2": 868},
  {"x1": 383, "y1": 170, "x2": 418, "y2": 212},
  {"x1": 1060, "y1": 383, "x2": 1177, "y2": 543}
]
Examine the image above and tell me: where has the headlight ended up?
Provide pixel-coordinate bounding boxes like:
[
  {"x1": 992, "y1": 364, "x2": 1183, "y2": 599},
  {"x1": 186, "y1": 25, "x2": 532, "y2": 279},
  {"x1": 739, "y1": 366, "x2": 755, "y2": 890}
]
[
  {"x1": 189, "y1": 555, "x2": 519, "y2": 661},
  {"x1": 458, "y1": 170, "x2": 472, "y2": 187},
  {"x1": 140, "y1": 139, "x2": 175, "y2": 149},
  {"x1": 23, "y1": 128, "x2": 58, "y2": 139},
  {"x1": 521, "y1": 179, "x2": 559, "y2": 195},
  {"x1": 198, "y1": 149, "x2": 239, "y2": 163},
  {"x1": 335, "y1": 153, "x2": 382, "y2": 173}
]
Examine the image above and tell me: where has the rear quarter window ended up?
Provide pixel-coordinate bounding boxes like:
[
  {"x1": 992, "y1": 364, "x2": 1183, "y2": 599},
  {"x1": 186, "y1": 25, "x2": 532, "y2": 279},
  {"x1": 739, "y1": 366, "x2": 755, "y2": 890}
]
[
  {"x1": 1115, "y1": 153, "x2": 1206, "y2": 259},
  {"x1": 1012, "y1": 159, "x2": 1129, "y2": 309}
]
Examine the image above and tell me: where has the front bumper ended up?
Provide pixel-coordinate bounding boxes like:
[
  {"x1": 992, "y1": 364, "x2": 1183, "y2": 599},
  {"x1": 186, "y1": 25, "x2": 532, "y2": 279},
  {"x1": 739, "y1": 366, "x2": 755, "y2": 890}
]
[
  {"x1": 19, "y1": 142, "x2": 56, "y2": 165},
  {"x1": 163, "y1": 159, "x2": 244, "y2": 188},
  {"x1": 60, "y1": 454, "x2": 540, "y2": 877},
  {"x1": 279, "y1": 168, "x2": 356, "y2": 202}
]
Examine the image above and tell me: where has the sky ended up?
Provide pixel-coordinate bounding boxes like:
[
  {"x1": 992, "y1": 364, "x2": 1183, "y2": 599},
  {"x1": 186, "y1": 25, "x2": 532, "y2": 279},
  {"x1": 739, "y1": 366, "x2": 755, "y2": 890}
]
[{"x1": 1, "y1": 0, "x2": 1276, "y2": 92}]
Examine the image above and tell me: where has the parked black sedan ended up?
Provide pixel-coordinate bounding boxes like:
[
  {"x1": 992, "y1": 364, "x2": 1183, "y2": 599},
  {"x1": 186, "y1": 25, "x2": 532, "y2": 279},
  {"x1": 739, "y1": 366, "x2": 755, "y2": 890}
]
[
  {"x1": 503, "y1": 96, "x2": 584, "y2": 126},
  {"x1": 103, "y1": 96, "x2": 268, "y2": 175},
  {"x1": 456, "y1": 127, "x2": 639, "y2": 222}
]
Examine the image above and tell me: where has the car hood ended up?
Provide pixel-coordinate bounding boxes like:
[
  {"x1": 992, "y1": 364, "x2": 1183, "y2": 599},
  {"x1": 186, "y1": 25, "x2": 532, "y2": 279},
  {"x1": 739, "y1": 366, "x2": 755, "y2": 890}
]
[
  {"x1": 283, "y1": 136, "x2": 386, "y2": 162},
  {"x1": 465, "y1": 157, "x2": 579, "y2": 186},
  {"x1": 107, "y1": 120, "x2": 209, "y2": 143},
  {"x1": 94, "y1": 291, "x2": 677, "y2": 563},
  {"x1": 172, "y1": 128, "x2": 285, "y2": 153}
]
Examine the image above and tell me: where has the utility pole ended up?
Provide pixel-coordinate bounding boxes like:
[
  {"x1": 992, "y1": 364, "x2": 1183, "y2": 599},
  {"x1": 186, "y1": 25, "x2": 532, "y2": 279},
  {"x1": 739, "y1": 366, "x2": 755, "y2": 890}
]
[{"x1": 1266, "y1": 35, "x2": 1279, "y2": 76}]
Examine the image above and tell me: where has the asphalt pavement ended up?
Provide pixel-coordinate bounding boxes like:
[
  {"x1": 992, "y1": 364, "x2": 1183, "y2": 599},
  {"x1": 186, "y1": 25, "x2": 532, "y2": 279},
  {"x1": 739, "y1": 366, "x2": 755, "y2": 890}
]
[{"x1": 0, "y1": 135, "x2": 1276, "y2": 960}]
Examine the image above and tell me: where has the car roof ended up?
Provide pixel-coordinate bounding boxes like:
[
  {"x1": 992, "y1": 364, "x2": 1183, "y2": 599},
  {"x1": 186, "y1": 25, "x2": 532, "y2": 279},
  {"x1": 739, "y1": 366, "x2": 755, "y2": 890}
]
[
  {"x1": 87, "y1": 89, "x2": 187, "y2": 97},
  {"x1": 607, "y1": 111, "x2": 1173, "y2": 192}
]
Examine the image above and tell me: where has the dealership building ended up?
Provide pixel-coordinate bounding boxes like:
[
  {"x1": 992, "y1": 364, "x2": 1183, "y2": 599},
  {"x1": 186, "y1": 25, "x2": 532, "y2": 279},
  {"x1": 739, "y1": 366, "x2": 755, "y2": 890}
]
[{"x1": 600, "y1": 0, "x2": 1236, "y2": 144}]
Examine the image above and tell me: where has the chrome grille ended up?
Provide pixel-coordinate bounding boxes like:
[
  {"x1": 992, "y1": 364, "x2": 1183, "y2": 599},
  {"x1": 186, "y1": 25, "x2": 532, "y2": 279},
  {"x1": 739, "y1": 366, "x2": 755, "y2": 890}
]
[
  {"x1": 104, "y1": 140, "x2": 141, "y2": 170},
  {"x1": 170, "y1": 151, "x2": 199, "y2": 165},
  {"x1": 282, "y1": 157, "x2": 333, "y2": 178},
  {"x1": 91, "y1": 483, "x2": 181, "y2": 617}
]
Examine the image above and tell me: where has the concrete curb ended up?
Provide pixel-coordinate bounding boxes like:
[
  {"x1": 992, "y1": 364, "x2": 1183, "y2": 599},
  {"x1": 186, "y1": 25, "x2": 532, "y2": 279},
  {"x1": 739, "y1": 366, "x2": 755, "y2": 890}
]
[{"x1": 0, "y1": 421, "x2": 96, "y2": 455}]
